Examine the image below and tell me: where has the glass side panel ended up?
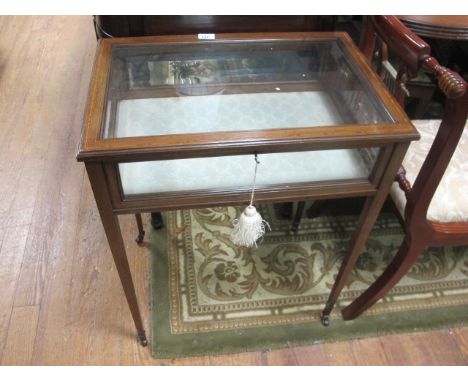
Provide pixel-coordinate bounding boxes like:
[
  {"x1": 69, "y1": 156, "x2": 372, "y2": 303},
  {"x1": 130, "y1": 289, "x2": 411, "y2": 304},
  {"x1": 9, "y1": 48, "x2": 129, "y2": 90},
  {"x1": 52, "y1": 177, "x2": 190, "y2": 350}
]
[
  {"x1": 118, "y1": 148, "x2": 379, "y2": 196},
  {"x1": 103, "y1": 39, "x2": 393, "y2": 139}
]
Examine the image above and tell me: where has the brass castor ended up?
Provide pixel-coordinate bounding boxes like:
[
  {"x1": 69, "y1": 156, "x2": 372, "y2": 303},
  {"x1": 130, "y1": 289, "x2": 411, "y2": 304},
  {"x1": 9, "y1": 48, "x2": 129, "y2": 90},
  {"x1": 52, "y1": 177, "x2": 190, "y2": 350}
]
[
  {"x1": 137, "y1": 332, "x2": 148, "y2": 346},
  {"x1": 135, "y1": 231, "x2": 145, "y2": 245},
  {"x1": 320, "y1": 313, "x2": 331, "y2": 327}
]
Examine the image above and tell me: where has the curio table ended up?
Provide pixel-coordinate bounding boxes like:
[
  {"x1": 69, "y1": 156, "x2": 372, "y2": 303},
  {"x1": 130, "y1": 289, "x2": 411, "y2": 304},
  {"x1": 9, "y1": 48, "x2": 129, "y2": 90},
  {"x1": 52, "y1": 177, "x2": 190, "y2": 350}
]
[{"x1": 77, "y1": 32, "x2": 419, "y2": 346}]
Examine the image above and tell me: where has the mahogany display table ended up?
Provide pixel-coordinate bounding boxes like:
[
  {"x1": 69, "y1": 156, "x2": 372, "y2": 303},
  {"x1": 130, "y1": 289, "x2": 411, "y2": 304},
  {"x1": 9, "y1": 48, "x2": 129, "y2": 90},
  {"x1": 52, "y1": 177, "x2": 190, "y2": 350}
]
[{"x1": 77, "y1": 32, "x2": 419, "y2": 345}]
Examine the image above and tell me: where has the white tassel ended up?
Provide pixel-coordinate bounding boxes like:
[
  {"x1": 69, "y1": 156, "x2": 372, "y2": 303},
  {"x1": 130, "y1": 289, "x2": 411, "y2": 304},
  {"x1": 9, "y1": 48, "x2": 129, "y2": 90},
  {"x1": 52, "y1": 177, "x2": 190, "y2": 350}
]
[
  {"x1": 230, "y1": 154, "x2": 270, "y2": 248},
  {"x1": 230, "y1": 205, "x2": 270, "y2": 247}
]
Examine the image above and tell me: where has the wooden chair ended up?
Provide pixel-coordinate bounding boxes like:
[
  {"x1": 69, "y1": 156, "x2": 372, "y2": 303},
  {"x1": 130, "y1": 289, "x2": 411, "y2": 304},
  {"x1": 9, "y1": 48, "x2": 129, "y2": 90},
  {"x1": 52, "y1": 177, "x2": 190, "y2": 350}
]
[{"x1": 340, "y1": 16, "x2": 468, "y2": 320}]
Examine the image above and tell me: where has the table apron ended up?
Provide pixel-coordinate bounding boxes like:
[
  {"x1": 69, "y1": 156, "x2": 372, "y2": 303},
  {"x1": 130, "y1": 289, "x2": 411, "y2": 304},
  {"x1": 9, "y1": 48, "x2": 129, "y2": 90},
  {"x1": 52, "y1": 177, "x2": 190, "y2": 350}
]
[{"x1": 97, "y1": 143, "x2": 396, "y2": 214}]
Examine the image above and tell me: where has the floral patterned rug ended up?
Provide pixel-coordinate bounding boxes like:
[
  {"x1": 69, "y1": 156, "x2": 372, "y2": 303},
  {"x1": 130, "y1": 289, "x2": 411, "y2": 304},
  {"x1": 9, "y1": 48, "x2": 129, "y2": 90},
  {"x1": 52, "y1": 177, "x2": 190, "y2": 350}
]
[{"x1": 150, "y1": 204, "x2": 468, "y2": 358}]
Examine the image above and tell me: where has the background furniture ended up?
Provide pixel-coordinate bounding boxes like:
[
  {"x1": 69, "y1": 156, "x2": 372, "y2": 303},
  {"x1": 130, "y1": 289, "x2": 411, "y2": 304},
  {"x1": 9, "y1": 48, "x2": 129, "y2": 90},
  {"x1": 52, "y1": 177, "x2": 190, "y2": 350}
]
[
  {"x1": 398, "y1": 16, "x2": 468, "y2": 40},
  {"x1": 93, "y1": 15, "x2": 337, "y2": 38},
  {"x1": 341, "y1": 15, "x2": 468, "y2": 320}
]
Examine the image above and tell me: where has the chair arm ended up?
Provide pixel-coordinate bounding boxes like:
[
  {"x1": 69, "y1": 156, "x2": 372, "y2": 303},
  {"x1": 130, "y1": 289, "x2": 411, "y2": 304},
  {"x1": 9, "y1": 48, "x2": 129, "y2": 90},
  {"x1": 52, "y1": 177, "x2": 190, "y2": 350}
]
[
  {"x1": 369, "y1": 16, "x2": 467, "y2": 98},
  {"x1": 422, "y1": 57, "x2": 467, "y2": 99}
]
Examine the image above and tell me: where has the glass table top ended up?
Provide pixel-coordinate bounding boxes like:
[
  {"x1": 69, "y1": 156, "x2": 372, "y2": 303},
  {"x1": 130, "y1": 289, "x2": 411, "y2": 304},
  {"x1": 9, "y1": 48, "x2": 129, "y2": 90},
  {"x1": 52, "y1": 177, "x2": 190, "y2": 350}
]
[{"x1": 101, "y1": 38, "x2": 394, "y2": 139}]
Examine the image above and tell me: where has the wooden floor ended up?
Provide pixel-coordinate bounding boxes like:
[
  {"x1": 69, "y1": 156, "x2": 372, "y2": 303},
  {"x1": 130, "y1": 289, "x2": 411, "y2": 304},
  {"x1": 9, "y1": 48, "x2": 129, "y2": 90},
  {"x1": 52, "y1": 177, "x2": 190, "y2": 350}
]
[{"x1": 0, "y1": 16, "x2": 467, "y2": 366}]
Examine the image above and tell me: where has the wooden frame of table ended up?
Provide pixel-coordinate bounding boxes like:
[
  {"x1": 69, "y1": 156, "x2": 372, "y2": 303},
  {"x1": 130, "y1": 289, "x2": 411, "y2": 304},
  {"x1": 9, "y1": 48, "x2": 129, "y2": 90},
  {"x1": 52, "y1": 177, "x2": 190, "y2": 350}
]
[{"x1": 77, "y1": 32, "x2": 419, "y2": 346}]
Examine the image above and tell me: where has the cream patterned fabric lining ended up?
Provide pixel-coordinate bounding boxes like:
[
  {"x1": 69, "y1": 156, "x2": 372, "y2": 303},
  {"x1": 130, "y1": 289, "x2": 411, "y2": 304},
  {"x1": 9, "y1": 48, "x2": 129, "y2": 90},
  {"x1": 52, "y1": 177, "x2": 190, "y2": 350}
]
[
  {"x1": 391, "y1": 119, "x2": 468, "y2": 223},
  {"x1": 119, "y1": 150, "x2": 373, "y2": 195},
  {"x1": 113, "y1": 91, "x2": 343, "y2": 137}
]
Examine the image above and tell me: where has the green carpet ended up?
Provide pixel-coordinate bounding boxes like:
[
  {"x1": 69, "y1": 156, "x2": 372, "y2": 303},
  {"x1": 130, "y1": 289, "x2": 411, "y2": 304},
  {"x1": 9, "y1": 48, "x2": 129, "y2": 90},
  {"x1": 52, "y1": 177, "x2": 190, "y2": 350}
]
[{"x1": 150, "y1": 204, "x2": 468, "y2": 358}]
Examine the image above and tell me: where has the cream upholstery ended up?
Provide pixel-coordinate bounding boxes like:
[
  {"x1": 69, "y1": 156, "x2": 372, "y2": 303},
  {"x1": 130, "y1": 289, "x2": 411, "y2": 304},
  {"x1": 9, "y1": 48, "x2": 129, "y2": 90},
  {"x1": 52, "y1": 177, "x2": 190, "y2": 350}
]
[{"x1": 391, "y1": 119, "x2": 468, "y2": 223}]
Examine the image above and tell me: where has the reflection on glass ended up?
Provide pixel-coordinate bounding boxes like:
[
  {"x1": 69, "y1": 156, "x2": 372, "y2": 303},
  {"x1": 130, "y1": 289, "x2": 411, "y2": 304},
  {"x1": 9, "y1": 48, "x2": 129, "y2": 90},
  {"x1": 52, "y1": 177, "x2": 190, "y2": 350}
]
[{"x1": 103, "y1": 40, "x2": 393, "y2": 138}]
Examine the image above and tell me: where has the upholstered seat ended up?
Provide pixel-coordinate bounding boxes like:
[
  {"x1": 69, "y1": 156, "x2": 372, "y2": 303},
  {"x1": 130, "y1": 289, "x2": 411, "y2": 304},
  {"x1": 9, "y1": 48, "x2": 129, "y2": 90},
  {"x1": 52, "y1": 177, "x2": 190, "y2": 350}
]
[{"x1": 391, "y1": 119, "x2": 468, "y2": 223}]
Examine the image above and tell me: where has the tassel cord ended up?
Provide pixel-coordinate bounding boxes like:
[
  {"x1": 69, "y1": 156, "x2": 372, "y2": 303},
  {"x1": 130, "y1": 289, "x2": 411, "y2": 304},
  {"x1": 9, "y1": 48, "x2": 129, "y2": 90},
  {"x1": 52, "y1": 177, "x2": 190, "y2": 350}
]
[
  {"x1": 229, "y1": 153, "x2": 270, "y2": 248},
  {"x1": 249, "y1": 154, "x2": 260, "y2": 207}
]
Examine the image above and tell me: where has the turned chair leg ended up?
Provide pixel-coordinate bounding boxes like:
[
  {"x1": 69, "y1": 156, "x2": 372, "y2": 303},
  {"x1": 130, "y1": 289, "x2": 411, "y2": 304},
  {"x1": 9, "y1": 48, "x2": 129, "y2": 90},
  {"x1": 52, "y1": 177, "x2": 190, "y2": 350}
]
[
  {"x1": 341, "y1": 236, "x2": 425, "y2": 320},
  {"x1": 135, "y1": 213, "x2": 145, "y2": 245},
  {"x1": 291, "y1": 201, "x2": 306, "y2": 233}
]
